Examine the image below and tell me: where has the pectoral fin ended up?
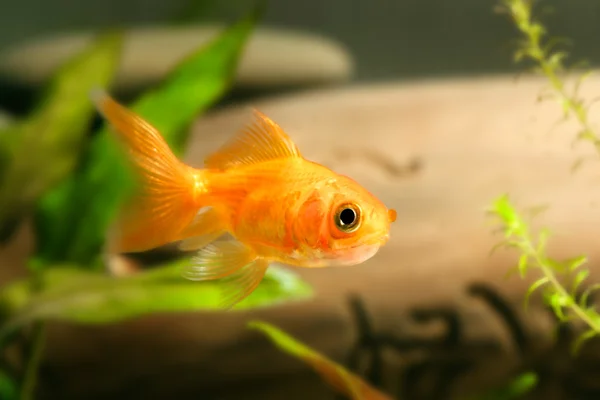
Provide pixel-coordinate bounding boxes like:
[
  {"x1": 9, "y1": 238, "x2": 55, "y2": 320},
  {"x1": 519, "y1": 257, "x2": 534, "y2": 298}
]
[
  {"x1": 181, "y1": 239, "x2": 255, "y2": 281},
  {"x1": 176, "y1": 207, "x2": 227, "y2": 252},
  {"x1": 217, "y1": 259, "x2": 270, "y2": 309},
  {"x1": 180, "y1": 238, "x2": 269, "y2": 309}
]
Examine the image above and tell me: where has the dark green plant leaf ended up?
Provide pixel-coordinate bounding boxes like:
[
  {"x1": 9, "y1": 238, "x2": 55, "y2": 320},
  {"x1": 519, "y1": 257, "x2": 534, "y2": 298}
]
[
  {"x1": 248, "y1": 321, "x2": 394, "y2": 400},
  {"x1": 572, "y1": 328, "x2": 598, "y2": 355},
  {"x1": 31, "y1": 6, "x2": 261, "y2": 269},
  {"x1": 465, "y1": 371, "x2": 537, "y2": 400},
  {"x1": 517, "y1": 254, "x2": 528, "y2": 278},
  {"x1": 20, "y1": 322, "x2": 46, "y2": 400},
  {"x1": 0, "y1": 32, "x2": 122, "y2": 244},
  {"x1": 570, "y1": 269, "x2": 589, "y2": 296},
  {"x1": 523, "y1": 276, "x2": 549, "y2": 310},
  {"x1": 0, "y1": 369, "x2": 18, "y2": 400},
  {"x1": 0, "y1": 262, "x2": 312, "y2": 340},
  {"x1": 580, "y1": 283, "x2": 600, "y2": 308}
]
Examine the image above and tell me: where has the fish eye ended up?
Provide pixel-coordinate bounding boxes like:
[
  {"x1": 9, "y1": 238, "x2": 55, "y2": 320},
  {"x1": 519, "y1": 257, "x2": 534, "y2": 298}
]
[{"x1": 334, "y1": 203, "x2": 361, "y2": 233}]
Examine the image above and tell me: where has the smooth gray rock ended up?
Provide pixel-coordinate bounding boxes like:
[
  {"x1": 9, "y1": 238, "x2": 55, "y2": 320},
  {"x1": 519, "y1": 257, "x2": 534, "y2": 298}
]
[{"x1": 0, "y1": 25, "x2": 355, "y2": 91}]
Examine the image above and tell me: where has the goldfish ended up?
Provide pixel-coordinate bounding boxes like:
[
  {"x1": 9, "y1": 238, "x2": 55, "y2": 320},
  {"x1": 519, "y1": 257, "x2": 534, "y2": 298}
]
[{"x1": 92, "y1": 90, "x2": 397, "y2": 308}]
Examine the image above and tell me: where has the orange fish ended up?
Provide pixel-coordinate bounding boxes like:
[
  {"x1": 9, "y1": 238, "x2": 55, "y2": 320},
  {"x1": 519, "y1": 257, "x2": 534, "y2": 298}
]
[{"x1": 92, "y1": 90, "x2": 397, "y2": 307}]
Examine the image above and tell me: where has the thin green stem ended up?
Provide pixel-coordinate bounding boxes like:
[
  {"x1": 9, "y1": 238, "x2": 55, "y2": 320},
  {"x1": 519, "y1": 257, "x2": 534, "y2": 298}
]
[
  {"x1": 494, "y1": 0, "x2": 600, "y2": 338},
  {"x1": 19, "y1": 322, "x2": 45, "y2": 400},
  {"x1": 490, "y1": 194, "x2": 600, "y2": 343},
  {"x1": 17, "y1": 259, "x2": 48, "y2": 400},
  {"x1": 523, "y1": 240, "x2": 600, "y2": 333},
  {"x1": 501, "y1": 0, "x2": 600, "y2": 152}
]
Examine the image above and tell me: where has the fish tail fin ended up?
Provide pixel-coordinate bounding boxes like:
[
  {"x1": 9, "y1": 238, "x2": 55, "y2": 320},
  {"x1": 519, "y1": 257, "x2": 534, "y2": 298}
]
[{"x1": 92, "y1": 89, "x2": 208, "y2": 253}]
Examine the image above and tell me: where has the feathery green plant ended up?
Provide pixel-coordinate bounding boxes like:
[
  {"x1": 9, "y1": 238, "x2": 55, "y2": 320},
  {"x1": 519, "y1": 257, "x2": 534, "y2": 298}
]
[
  {"x1": 31, "y1": 7, "x2": 262, "y2": 269},
  {"x1": 0, "y1": 2, "x2": 313, "y2": 339},
  {"x1": 0, "y1": 1, "x2": 316, "y2": 396},
  {"x1": 0, "y1": 32, "x2": 123, "y2": 243},
  {"x1": 487, "y1": 195, "x2": 600, "y2": 353},
  {"x1": 497, "y1": 0, "x2": 600, "y2": 155},
  {"x1": 489, "y1": 0, "x2": 600, "y2": 353}
]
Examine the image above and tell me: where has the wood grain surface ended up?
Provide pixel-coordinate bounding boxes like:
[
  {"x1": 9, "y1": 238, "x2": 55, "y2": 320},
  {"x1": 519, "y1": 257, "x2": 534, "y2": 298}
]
[{"x1": 2, "y1": 74, "x2": 600, "y2": 399}]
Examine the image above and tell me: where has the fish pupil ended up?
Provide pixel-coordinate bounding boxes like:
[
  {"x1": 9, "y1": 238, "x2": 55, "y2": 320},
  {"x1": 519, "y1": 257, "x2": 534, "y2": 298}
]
[{"x1": 339, "y1": 208, "x2": 356, "y2": 226}]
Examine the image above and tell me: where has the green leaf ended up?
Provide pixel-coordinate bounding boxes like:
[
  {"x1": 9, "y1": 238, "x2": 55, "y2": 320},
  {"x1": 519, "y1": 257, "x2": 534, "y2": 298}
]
[
  {"x1": 525, "y1": 203, "x2": 549, "y2": 219},
  {"x1": 488, "y1": 240, "x2": 509, "y2": 257},
  {"x1": 536, "y1": 228, "x2": 550, "y2": 254},
  {"x1": 503, "y1": 265, "x2": 520, "y2": 280},
  {"x1": 567, "y1": 255, "x2": 587, "y2": 271},
  {"x1": 0, "y1": 369, "x2": 18, "y2": 400},
  {"x1": 524, "y1": 276, "x2": 549, "y2": 310},
  {"x1": 465, "y1": 371, "x2": 537, "y2": 400},
  {"x1": 248, "y1": 321, "x2": 394, "y2": 400},
  {"x1": 572, "y1": 69, "x2": 593, "y2": 99},
  {"x1": 489, "y1": 194, "x2": 514, "y2": 224},
  {"x1": 547, "y1": 51, "x2": 567, "y2": 70},
  {"x1": 545, "y1": 257, "x2": 567, "y2": 274},
  {"x1": 31, "y1": 6, "x2": 261, "y2": 268},
  {"x1": 518, "y1": 254, "x2": 528, "y2": 278},
  {"x1": 0, "y1": 32, "x2": 123, "y2": 243},
  {"x1": 571, "y1": 328, "x2": 598, "y2": 355},
  {"x1": 547, "y1": 291, "x2": 568, "y2": 321},
  {"x1": 570, "y1": 269, "x2": 589, "y2": 296},
  {"x1": 580, "y1": 283, "x2": 600, "y2": 308},
  {"x1": 0, "y1": 261, "x2": 312, "y2": 340},
  {"x1": 20, "y1": 322, "x2": 45, "y2": 400}
]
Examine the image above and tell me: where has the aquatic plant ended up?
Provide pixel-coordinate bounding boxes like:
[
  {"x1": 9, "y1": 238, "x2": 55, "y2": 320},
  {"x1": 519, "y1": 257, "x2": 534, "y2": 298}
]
[
  {"x1": 0, "y1": 33, "x2": 122, "y2": 244},
  {"x1": 489, "y1": 0, "x2": 600, "y2": 353},
  {"x1": 250, "y1": 1, "x2": 599, "y2": 399},
  {"x1": 0, "y1": 0, "x2": 592, "y2": 399},
  {"x1": 249, "y1": 320, "x2": 396, "y2": 400},
  {"x1": 0, "y1": 3, "x2": 312, "y2": 398},
  {"x1": 487, "y1": 195, "x2": 599, "y2": 353},
  {"x1": 249, "y1": 318, "x2": 537, "y2": 400},
  {"x1": 496, "y1": 0, "x2": 600, "y2": 158}
]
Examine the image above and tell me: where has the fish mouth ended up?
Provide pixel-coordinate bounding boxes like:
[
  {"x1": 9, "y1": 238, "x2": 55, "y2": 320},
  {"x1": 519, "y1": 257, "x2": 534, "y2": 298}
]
[
  {"x1": 326, "y1": 232, "x2": 388, "y2": 266},
  {"x1": 353, "y1": 232, "x2": 389, "y2": 248},
  {"x1": 316, "y1": 232, "x2": 389, "y2": 267},
  {"x1": 326, "y1": 242, "x2": 382, "y2": 266}
]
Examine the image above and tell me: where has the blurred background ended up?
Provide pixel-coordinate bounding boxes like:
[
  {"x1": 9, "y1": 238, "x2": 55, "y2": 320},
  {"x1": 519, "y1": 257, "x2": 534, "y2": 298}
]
[
  {"x1": 1, "y1": 0, "x2": 600, "y2": 97},
  {"x1": 2, "y1": 1, "x2": 600, "y2": 399},
  {"x1": 1, "y1": 0, "x2": 600, "y2": 117}
]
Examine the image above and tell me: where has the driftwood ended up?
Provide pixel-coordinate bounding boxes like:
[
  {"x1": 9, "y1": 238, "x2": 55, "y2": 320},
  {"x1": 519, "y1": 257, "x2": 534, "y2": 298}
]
[{"x1": 3, "y1": 74, "x2": 600, "y2": 399}]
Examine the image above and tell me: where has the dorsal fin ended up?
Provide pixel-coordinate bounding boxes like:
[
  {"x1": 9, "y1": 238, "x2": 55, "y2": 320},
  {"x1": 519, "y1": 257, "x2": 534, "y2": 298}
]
[{"x1": 204, "y1": 109, "x2": 302, "y2": 170}]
